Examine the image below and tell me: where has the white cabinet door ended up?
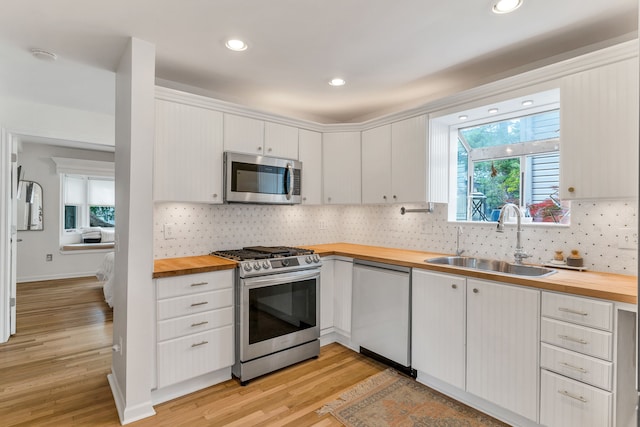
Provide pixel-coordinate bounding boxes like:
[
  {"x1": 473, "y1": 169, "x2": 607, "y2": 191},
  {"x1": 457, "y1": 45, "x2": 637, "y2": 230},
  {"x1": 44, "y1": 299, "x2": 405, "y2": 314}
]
[
  {"x1": 322, "y1": 132, "x2": 361, "y2": 204},
  {"x1": 332, "y1": 259, "x2": 353, "y2": 336},
  {"x1": 391, "y1": 115, "x2": 428, "y2": 203},
  {"x1": 412, "y1": 270, "x2": 466, "y2": 389},
  {"x1": 223, "y1": 114, "x2": 265, "y2": 155},
  {"x1": 319, "y1": 258, "x2": 334, "y2": 332},
  {"x1": 298, "y1": 129, "x2": 322, "y2": 205},
  {"x1": 264, "y1": 122, "x2": 299, "y2": 159},
  {"x1": 560, "y1": 58, "x2": 639, "y2": 200},
  {"x1": 154, "y1": 99, "x2": 223, "y2": 203},
  {"x1": 361, "y1": 124, "x2": 392, "y2": 204},
  {"x1": 466, "y1": 279, "x2": 540, "y2": 422}
]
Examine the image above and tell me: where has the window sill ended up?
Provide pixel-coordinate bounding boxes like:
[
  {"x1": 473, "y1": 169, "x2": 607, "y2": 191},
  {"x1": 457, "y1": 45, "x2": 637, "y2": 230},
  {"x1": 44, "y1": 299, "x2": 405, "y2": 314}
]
[{"x1": 61, "y1": 242, "x2": 115, "y2": 253}]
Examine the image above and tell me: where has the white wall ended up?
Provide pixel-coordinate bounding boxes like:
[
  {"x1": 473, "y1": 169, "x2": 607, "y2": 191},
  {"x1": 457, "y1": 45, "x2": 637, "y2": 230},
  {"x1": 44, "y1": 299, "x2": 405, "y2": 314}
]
[
  {"x1": 154, "y1": 200, "x2": 637, "y2": 276},
  {"x1": 16, "y1": 142, "x2": 115, "y2": 282}
]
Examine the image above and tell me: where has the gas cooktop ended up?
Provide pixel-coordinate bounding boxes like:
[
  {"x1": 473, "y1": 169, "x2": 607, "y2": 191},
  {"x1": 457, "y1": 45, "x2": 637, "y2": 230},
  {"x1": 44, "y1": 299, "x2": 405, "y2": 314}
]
[
  {"x1": 211, "y1": 246, "x2": 321, "y2": 277},
  {"x1": 211, "y1": 246, "x2": 314, "y2": 261}
]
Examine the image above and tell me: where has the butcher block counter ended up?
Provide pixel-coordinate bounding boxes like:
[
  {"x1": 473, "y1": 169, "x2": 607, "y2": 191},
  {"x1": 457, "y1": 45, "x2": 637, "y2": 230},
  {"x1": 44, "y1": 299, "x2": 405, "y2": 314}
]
[{"x1": 153, "y1": 243, "x2": 637, "y2": 304}]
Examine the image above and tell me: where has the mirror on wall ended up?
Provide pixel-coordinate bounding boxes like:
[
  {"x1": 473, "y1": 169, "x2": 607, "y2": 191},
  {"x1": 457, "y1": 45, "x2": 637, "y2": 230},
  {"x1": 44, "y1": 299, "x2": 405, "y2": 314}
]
[{"x1": 17, "y1": 180, "x2": 43, "y2": 231}]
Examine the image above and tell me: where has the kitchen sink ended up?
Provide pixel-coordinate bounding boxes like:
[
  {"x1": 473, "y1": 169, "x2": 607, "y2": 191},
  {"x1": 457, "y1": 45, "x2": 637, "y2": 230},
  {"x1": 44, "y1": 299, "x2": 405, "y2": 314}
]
[{"x1": 424, "y1": 256, "x2": 556, "y2": 277}]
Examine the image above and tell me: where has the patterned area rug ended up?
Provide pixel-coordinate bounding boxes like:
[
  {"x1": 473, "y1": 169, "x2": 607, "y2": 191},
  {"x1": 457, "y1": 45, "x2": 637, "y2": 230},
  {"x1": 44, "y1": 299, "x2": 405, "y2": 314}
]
[{"x1": 317, "y1": 369, "x2": 509, "y2": 427}]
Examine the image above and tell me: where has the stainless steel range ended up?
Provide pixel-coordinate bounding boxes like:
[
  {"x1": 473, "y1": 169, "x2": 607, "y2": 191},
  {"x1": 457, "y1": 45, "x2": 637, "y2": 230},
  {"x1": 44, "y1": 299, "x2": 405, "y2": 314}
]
[{"x1": 211, "y1": 246, "x2": 321, "y2": 385}]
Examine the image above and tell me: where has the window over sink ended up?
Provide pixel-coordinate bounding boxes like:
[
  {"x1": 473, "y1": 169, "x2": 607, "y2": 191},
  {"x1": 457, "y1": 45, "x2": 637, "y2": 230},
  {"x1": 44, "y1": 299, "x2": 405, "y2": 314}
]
[{"x1": 436, "y1": 88, "x2": 570, "y2": 225}]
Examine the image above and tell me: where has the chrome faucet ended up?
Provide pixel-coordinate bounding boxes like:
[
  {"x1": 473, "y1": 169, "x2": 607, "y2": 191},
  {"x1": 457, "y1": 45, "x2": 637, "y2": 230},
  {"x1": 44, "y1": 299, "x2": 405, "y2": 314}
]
[
  {"x1": 455, "y1": 226, "x2": 465, "y2": 256},
  {"x1": 496, "y1": 203, "x2": 530, "y2": 265}
]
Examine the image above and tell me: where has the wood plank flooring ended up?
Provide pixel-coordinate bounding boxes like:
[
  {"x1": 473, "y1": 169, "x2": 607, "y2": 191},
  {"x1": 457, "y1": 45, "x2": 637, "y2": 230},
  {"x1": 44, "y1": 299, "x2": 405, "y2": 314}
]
[{"x1": 0, "y1": 277, "x2": 386, "y2": 426}]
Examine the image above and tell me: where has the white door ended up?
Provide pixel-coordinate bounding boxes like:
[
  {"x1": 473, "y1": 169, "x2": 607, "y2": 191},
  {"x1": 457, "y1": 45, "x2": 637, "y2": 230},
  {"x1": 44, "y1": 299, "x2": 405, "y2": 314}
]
[
  {"x1": 0, "y1": 127, "x2": 14, "y2": 342},
  {"x1": 9, "y1": 135, "x2": 17, "y2": 335}
]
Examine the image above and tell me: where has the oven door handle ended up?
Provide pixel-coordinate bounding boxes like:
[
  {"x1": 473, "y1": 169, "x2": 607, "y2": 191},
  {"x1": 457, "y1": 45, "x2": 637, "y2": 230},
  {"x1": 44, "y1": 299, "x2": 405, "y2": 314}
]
[{"x1": 243, "y1": 269, "x2": 320, "y2": 289}]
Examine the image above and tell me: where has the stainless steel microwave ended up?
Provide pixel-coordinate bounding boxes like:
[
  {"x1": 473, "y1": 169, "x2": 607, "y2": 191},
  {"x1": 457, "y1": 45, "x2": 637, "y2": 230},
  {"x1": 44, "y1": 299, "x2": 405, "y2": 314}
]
[{"x1": 224, "y1": 152, "x2": 302, "y2": 204}]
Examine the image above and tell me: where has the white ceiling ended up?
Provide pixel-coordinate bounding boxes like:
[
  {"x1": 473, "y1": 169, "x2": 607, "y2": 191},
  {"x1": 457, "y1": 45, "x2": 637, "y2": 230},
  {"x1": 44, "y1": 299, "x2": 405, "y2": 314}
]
[{"x1": 0, "y1": 0, "x2": 637, "y2": 125}]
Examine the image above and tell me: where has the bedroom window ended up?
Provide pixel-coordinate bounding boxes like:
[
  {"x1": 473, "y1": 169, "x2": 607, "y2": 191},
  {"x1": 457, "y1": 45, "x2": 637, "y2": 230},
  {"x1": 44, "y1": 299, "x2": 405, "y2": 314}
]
[{"x1": 63, "y1": 174, "x2": 115, "y2": 231}]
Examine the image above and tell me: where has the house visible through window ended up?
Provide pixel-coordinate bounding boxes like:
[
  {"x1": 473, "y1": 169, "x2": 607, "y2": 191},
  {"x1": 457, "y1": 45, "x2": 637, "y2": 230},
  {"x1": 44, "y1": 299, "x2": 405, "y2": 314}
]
[
  {"x1": 63, "y1": 175, "x2": 115, "y2": 230},
  {"x1": 453, "y1": 108, "x2": 570, "y2": 224}
]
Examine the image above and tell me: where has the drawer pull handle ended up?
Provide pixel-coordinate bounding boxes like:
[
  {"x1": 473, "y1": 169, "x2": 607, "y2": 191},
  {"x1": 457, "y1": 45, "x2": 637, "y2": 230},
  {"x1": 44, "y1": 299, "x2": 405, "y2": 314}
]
[
  {"x1": 191, "y1": 321, "x2": 209, "y2": 327},
  {"x1": 558, "y1": 307, "x2": 589, "y2": 316},
  {"x1": 558, "y1": 334, "x2": 588, "y2": 345},
  {"x1": 190, "y1": 282, "x2": 209, "y2": 287},
  {"x1": 191, "y1": 341, "x2": 209, "y2": 348},
  {"x1": 558, "y1": 389, "x2": 587, "y2": 403},
  {"x1": 559, "y1": 362, "x2": 588, "y2": 374},
  {"x1": 190, "y1": 301, "x2": 209, "y2": 307}
]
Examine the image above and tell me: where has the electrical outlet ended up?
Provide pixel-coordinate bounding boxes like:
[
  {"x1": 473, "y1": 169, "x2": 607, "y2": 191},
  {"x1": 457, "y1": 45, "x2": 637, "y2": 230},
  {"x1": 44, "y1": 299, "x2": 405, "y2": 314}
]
[
  {"x1": 163, "y1": 223, "x2": 176, "y2": 240},
  {"x1": 46, "y1": 254, "x2": 53, "y2": 262},
  {"x1": 617, "y1": 228, "x2": 638, "y2": 250}
]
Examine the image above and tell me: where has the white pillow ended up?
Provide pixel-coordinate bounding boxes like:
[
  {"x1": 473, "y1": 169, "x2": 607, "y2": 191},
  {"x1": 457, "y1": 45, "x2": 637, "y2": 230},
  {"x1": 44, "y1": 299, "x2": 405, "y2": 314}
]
[{"x1": 101, "y1": 228, "x2": 115, "y2": 242}]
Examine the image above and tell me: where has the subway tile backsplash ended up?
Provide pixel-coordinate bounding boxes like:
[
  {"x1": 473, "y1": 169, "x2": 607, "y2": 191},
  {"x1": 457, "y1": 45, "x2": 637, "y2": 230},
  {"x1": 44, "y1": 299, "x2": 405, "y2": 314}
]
[{"x1": 154, "y1": 200, "x2": 637, "y2": 275}]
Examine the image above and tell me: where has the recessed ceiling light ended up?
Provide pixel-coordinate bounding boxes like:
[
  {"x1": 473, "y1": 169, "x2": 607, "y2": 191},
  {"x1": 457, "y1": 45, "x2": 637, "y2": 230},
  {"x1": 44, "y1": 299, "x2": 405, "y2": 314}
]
[
  {"x1": 522, "y1": 99, "x2": 534, "y2": 106},
  {"x1": 492, "y1": 0, "x2": 522, "y2": 14},
  {"x1": 458, "y1": 115, "x2": 468, "y2": 120},
  {"x1": 329, "y1": 78, "x2": 346, "y2": 87},
  {"x1": 225, "y1": 39, "x2": 248, "y2": 51},
  {"x1": 488, "y1": 108, "x2": 499, "y2": 114},
  {"x1": 30, "y1": 48, "x2": 57, "y2": 61}
]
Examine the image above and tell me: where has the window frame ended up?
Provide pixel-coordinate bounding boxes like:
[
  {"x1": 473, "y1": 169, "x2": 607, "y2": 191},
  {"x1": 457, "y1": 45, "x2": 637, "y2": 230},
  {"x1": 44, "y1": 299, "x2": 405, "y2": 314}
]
[{"x1": 60, "y1": 174, "x2": 115, "y2": 240}]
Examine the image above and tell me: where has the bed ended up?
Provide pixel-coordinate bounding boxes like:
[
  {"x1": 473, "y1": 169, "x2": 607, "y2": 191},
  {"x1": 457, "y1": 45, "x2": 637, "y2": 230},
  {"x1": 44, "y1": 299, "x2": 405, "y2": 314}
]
[{"x1": 96, "y1": 252, "x2": 115, "y2": 308}]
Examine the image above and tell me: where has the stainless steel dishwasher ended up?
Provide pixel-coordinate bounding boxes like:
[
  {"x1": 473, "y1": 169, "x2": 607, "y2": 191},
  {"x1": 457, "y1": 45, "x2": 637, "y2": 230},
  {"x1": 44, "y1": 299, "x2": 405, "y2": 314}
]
[{"x1": 352, "y1": 259, "x2": 415, "y2": 377}]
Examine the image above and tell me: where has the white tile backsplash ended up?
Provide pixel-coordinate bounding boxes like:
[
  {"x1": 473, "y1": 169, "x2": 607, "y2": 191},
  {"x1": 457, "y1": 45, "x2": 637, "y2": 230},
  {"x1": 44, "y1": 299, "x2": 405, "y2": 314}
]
[{"x1": 154, "y1": 200, "x2": 637, "y2": 275}]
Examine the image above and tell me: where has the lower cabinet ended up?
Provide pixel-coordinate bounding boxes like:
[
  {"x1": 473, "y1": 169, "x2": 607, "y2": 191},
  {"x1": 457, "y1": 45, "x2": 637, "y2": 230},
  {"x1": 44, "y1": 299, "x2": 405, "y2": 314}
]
[
  {"x1": 412, "y1": 270, "x2": 540, "y2": 423},
  {"x1": 155, "y1": 269, "x2": 234, "y2": 389},
  {"x1": 332, "y1": 258, "x2": 353, "y2": 337}
]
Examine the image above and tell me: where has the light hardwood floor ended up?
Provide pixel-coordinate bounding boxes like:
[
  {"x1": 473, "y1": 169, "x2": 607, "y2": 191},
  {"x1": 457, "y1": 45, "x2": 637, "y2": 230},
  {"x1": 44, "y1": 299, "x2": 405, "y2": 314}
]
[{"x1": 0, "y1": 277, "x2": 385, "y2": 426}]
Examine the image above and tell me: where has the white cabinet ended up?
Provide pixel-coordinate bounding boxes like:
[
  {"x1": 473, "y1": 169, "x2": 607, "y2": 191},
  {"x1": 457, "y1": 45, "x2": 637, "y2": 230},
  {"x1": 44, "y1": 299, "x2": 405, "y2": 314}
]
[
  {"x1": 540, "y1": 291, "x2": 614, "y2": 427},
  {"x1": 391, "y1": 115, "x2": 428, "y2": 203},
  {"x1": 560, "y1": 57, "x2": 639, "y2": 200},
  {"x1": 155, "y1": 270, "x2": 234, "y2": 389},
  {"x1": 361, "y1": 124, "x2": 392, "y2": 204},
  {"x1": 332, "y1": 258, "x2": 353, "y2": 336},
  {"x1": 223, "y1": 114, "x2": 299, "y2": 159},
  {"x1": 361, "y1": 116, "x2": 429, "y2": 204},
  {"x1": 412, "y1": 270, "x2": 466, "y2": 389},
  {"x1": 319, "y1": 258, "x2": 334, "y2": 333},
  {"x1": 223, "y1": 114, "x2": 265, "y2": 155},
  {"x1": 298, "y1": 129, "x2": 322, "y2": 205},
  {"x1": 264, "y1": 122, "x2": 299, "y2": 159},
  {"x1": 466, "y1": 278, "x2": 540, "y2": 422},
  {"x1": 322, "y1": 132, "x2": 361, "y2": 204},
  {"x1": 154, "y1": 99, "x2": 224, "y2": 203}
]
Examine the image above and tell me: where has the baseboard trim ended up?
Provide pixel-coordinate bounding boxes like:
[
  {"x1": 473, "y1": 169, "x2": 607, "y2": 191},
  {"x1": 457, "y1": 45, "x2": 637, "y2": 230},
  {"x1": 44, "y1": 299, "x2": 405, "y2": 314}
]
[
  {"x1": 108, "y1": 372, "x2": 156, "y2": 425},
  {"x1": 17, "y1": 271, "x2": 97, "y2": 283}
]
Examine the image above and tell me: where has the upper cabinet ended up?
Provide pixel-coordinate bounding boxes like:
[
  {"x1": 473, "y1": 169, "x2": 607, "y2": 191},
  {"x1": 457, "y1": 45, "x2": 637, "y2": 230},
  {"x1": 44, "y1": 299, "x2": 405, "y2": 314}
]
[
  {"x1": 298, "y1": 129, "x2": 322, "y2": 205},
  {"x1": 154, "y1": 99, "x2": 224, "y2": 203},
  {"x1": 361, "y1": 124, "x2": 392, "y2": 204},
  {"x1": 223, "y1": 114, "x2": 265, "y2": 155},
  {"x1": 224, "y1": 114, "x2": 299, "y2": 159},
  {"x1": 323, "y1": 131, "x2": 361, "y2": 204},
  {"x1": 361, "y1": 115, "x2": 432, "y2": 204},
  {"x1": 560, "y1": 57, "x2": 639, "y2": 200},
  {"x1": 264, "y1": 122, "x2": 299, "y2": 159}
]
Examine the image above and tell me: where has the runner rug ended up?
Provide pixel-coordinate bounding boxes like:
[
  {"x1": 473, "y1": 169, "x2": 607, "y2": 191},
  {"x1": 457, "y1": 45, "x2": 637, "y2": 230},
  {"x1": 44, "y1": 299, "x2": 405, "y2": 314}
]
[{"x1": 317, "y1": 369, "x2": 509, "y2": 426}]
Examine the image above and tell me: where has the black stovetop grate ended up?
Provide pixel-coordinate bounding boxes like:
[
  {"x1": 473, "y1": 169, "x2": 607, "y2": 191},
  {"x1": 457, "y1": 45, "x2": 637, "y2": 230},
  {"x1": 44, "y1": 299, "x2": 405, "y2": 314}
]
[{"x1": 211, "y1": 246, "x2": 314, "y2": 261}]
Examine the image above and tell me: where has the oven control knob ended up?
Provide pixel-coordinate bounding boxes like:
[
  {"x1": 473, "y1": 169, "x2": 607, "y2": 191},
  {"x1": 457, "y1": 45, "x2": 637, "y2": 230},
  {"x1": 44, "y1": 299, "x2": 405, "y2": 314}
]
[
  {"x1": 262, "y1": 261, "x2": 270, "y2": 269},
  {"x1": 313, "y1": 254, "x2": 320, "y2": 263},
  {"x1": 253, "y1": 262, "x2": 261, "y2": 271},
  {"x1": 243, "y1": 263, "x2": 252, "y2": 272},
  {"x1": 305, "y1": 256, "x2": 312, "y2": 264},
  {"x1": 281, "y1": 259, "x2": 289, "y2": 267}
]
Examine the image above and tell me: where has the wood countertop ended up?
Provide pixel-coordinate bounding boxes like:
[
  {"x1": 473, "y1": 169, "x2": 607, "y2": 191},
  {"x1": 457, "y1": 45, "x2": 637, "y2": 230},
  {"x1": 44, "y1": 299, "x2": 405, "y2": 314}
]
[
  {"x1": 153, "y1": 243, "x2": 637, "y2": 304},
  {"x1": 153, "y1": 255, "x2": 237, "y2": 278},
  {"x1": 303, "y1": 243, "x2": 638, "y2": 305}
]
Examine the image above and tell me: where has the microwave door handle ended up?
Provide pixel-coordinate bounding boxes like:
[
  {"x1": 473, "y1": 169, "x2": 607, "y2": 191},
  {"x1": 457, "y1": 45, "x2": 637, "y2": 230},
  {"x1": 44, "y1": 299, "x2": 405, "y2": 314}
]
[{"x1": 286, "y1": 163, "x2": 293, "y2": 200}]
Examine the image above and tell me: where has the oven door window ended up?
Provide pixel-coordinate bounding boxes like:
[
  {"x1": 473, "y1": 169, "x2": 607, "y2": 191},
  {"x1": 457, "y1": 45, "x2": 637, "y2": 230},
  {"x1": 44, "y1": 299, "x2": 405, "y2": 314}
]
[{"x1": 249, "y1": 278, "x2": 317, "y2": 344}]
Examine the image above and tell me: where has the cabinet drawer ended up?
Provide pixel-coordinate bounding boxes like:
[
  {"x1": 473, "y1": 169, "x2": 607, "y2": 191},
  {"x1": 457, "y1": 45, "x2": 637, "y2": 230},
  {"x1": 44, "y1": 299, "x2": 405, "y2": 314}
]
[
  {"x1": 157, "y1": 325, "x2": 234, "y2": 388},
  {"x1": 157, "y1": 270, "x2": 233, "y2": 299},
  {"x1": 540, "y1": 370, "x2": 611, "y2": 427},
  {"x1": 157, "y1": 307, "x2": 233, "y2": 342},
  {"x1": 541, "y1": 343, "x2": 613, "y2": 391},
  {"x1": 542, "y1": 292, "x2": 612, "y2": 331},
  {"x1": 541, "y1": 318, "x2": 612, "y2": 360},
  {"x1": 157, "y1": 288, "x2": 233, "y2": 320}
]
